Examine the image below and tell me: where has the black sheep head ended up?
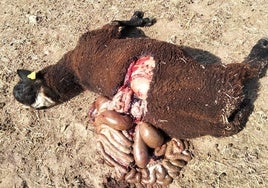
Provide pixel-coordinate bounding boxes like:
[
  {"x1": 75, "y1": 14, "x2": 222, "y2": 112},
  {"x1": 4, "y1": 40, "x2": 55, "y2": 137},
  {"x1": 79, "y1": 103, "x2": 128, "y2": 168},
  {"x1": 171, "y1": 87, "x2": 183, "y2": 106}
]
[
  {"x1": 244, "y1": 38, "x2": 268, "y2": 77},
  {"x1": 13, "y1": 69, "x2": 57, "y2": 109}
]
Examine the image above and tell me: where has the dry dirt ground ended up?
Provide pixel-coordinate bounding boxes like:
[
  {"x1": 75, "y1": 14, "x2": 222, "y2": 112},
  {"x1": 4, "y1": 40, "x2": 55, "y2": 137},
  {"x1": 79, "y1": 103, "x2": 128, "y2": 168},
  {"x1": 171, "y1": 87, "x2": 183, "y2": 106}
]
[{"x1": 0, "y1": 0, "x2": 267, "y2": 188}]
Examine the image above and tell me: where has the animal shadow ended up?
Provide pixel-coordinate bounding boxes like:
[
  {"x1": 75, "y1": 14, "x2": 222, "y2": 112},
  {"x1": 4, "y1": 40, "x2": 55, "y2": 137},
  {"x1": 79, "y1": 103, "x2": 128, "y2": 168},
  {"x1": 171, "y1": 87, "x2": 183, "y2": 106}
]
[
  {"x1": 120, "y1": 26, "x2": 148, "y2": 39},
  {"x1": 182, "y1": 46, "x2": 222, "y2": 65}
]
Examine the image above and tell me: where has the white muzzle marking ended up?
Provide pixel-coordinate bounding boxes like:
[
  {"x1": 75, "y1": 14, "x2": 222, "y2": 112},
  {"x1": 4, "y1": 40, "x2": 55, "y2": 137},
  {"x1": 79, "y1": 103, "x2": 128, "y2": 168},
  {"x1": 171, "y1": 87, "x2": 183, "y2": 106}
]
[{"x1": 31, "y1": 88, "x2": 55, "y2": 109}]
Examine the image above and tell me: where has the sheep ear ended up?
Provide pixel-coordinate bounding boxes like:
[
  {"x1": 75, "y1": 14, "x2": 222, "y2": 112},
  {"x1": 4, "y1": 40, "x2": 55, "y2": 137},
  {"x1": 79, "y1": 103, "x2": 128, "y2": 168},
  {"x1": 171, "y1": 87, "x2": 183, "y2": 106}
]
[{"x1": 17, "y1": 69, "x2": 32, "y2": 80}]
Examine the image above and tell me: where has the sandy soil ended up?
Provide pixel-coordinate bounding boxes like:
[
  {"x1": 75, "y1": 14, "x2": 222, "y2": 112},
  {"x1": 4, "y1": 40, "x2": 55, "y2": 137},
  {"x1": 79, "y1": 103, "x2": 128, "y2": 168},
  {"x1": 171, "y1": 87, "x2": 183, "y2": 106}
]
[{"x1": 0, "y1": 0, "x2": 267, "y2": 187}]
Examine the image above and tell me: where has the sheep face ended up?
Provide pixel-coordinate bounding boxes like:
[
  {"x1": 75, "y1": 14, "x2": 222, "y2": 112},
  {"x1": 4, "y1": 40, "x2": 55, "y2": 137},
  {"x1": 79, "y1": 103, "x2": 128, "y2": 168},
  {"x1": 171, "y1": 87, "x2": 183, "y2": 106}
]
[
  {"x1": 13, "y1": 69, "x2": 56, "y2": 109},
  {"x1": 244, "y1": 38, "x2": 268, "y2": 77}
]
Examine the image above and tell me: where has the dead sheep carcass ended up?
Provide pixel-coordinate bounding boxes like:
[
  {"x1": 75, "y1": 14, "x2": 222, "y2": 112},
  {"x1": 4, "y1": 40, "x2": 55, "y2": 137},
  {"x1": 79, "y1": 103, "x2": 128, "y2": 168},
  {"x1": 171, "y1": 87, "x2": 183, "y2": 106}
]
[{"x1": 13, "y1": 11, "x2": 267, "y2": 186}]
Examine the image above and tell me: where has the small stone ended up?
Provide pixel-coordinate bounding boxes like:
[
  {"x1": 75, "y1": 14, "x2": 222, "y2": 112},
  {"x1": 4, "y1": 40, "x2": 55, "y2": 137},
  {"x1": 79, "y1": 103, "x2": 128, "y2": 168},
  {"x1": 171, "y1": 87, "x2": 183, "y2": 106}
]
[
  {"x1": 28, "y1": 15, "x2": 38, "y2": 24},
  {"x1": 167, "y1": 35, "x2": 177, "y2": 44},
  {"x1": 1, "y1": 57, "x2": 10, "y2": 63},
  {"x1": 44, "y1": 50, "x2": 50, "y2": 55},
  {"x1": 0, "y1": 102, "x2": 5, "y2": 109},
  {"x1": 0, "y1": 81, "x2": 4, "y2": 90}
]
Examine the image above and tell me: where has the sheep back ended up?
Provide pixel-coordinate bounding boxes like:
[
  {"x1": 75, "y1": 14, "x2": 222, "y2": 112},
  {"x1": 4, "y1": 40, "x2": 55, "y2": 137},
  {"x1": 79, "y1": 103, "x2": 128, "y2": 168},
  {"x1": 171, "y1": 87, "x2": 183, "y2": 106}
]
[{"x1": 70, "y1": 26, "x2": 257, "y2": 138}]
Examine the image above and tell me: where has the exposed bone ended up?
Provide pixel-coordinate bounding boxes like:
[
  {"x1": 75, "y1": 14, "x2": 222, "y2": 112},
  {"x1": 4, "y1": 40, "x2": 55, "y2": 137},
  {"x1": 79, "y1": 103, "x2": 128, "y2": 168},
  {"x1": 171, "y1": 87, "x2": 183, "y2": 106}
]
[
  {"x1": 130, "y1": 56, "x2": 155, "y2": 100},
  {"x1": 131, "y1": 77, "x2": 151, "y2": 100},
  {"x1": 94, "y1": 110, "x2": 133, "y2": 130},
  {"x1": 96, "y1": 142, "x2": 127, "y2": 174},
  {"x1": 139, "y1": 122, "x2": 164, "y2": 149},
  {"x1": 130, "y1": 100, "x2": 143, "y2": 121},
  {"x1": 133, "y1": 124, "x2": 150, "y2": 168},
  {"x1": 98, "y1": 134, "x2": 134, "y2": 166}
]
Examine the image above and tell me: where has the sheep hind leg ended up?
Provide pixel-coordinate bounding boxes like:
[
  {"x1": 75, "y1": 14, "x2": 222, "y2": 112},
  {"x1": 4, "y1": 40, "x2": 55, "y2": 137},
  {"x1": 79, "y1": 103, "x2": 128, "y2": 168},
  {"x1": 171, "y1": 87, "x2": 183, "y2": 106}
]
[{"x1": 114, "y1": 11, "x2": 156, "y2": 27}]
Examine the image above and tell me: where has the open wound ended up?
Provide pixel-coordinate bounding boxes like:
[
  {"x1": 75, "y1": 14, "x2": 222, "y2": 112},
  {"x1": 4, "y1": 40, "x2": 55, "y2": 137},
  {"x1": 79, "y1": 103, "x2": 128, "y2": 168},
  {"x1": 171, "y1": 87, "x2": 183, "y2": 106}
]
[
  {"x1": 89, "y1": 55, "x2": 192, "y2": 186},
  {"x1": 111, "y1": 56, "x2": 155, "y2": 121}
]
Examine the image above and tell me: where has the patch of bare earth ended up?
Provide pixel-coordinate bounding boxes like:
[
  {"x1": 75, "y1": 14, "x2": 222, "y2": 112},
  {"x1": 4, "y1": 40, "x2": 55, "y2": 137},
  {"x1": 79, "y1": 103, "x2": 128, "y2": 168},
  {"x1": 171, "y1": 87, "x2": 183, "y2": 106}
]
[{"x1": 0, "y1": 0, "x2": 267, "y2": 188}]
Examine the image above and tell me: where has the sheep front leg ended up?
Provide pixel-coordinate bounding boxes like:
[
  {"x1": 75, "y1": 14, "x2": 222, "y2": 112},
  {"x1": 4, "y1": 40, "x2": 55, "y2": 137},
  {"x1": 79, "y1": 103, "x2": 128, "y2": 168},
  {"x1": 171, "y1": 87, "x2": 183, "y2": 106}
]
[{"x1": 113, "y1": 11, "x2": 156, "y2": 27}]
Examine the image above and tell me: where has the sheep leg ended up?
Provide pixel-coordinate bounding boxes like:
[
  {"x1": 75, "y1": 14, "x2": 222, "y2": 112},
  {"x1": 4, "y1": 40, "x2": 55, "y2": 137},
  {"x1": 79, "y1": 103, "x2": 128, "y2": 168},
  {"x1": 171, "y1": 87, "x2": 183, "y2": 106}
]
[{"x1": 114, "y1": 11, "x2": 156, "y2": 27}]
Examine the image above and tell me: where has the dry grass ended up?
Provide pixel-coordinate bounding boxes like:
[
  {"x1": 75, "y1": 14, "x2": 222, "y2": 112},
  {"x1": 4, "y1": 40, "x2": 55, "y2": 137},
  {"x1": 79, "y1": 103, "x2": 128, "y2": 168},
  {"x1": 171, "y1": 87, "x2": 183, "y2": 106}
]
[{"x1": 0, "y1": 0, "x2": 267, "y2": 187}]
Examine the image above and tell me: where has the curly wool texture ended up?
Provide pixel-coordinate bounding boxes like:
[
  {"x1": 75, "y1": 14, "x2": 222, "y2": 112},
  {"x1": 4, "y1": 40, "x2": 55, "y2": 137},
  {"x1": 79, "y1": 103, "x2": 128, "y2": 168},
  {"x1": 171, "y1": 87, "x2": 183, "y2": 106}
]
[
  {"x1": 38, "y1": 23, "x2": 258, "y2": 139},
  {"x1": 145, "y1": 55, "x2": 255, "y2": 138},
  {"x1": 68, "y1": 23, "x2": 257, "y2": 138}
]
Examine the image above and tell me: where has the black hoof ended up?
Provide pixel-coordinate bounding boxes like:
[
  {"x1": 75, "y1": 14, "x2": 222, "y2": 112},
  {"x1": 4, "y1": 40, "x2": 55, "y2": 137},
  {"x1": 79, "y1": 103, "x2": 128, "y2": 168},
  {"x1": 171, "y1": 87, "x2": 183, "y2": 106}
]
[
  {"x1": 114, "y1": 11, "x2": 156, "y2": 27},
  {"x1": 132, "y1": 11, "x2": 144, "y2": 19},
  {"x1": 244, "y1": 37, "x2": 268, "y2": 77},
  {"x1": 257, "y1": 38, "x2": 268, "y2": 49},
  {"x1": 141, "y1": 17, "x2": 157, "y2": 27}
]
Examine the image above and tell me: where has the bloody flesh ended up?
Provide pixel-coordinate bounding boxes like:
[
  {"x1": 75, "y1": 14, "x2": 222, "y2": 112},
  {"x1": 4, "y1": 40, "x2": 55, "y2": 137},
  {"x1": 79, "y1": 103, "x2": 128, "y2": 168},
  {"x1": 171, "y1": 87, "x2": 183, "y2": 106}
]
[{"x1": 111, "y1": 56, "x2": 155, "y2": 121}]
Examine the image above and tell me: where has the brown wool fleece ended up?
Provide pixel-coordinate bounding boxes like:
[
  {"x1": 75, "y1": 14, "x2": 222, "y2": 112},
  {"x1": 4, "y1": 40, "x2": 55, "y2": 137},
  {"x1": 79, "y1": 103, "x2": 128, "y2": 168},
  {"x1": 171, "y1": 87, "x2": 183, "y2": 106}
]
[{"x1": 41, "y1": 23, "x2": 259, "y2": 138}]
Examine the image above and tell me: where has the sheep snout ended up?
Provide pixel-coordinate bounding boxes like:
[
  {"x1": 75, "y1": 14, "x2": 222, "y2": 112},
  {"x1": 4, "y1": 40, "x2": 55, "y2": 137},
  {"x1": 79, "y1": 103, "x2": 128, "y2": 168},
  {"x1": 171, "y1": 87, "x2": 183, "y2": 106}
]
[{"x1": 31, "y1": 87, "x2": 56, "y2": 109}]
